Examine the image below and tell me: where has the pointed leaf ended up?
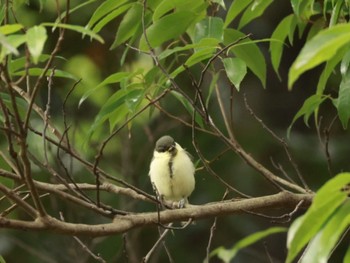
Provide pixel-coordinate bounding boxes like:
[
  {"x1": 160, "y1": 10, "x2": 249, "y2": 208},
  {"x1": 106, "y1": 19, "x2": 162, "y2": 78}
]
[
  {"x1": 222, "y1": 57, "x2": 247, "y2": 91},
  {"x1": 87, "y1": 0, "x2": 129, "y2": 29},
  {"x1": 336, "y1": 72, "x2": 350, "y2": 129},
  {"x1": 0, "y1": 24, "x2": 23, "y2": 35},
  {"x1": 224, "y1": 29, "x2": 266, "y2": 88},
  {"x1": 286, "y1": 173, "x2": 350, "y2": 263},
  {"x1": 212, "y1": 227, "x2": 287, "y2": 262},
  {"x1": 79, "y1": 72, "x2": 131, "y2": 107},
  {"x1": 287, "y1": 94, "x2": 328, "y2": 136},
  {"x1": 300, "y1": 200, "x2": 350, "y2": 263},
  {"x1": 41, "y1": 23, "x2": 104, "y2": 43},
  {"x1": 224, "y1": 0, "x2": 253, "y2": 27},
  {"x1": 111, "y1": 3, "x2": 143, "y2": 48},
  {"x1": 12, "y1": 68, "x2": 78, "y2": 80},
  {"x1": 26, "y1": 26, "x2": 47, "y2": 64},
  {"x1": 91, "y1": 4, "x2": 132, "y2": 33},
  {"x1": 139, "y1": 11, "x2": 196, "y2": 50},
  {"x1": 289, "y1": 24, "x2": 350, "y2": 89},
  {"x1": 0, "y1": 34, "x2": 27, "y2": 60},
  {"x1": 193, "y1": 17, "x2": 224, "y2": 43},
  {"x1": 270, "y1": 14, "x2": 295, "y2": 79},
  {"x1": 238, "y1": 0, "x2": 273, "y2": 29},
  {"x1": 153, "y1": 0, "x2": 204, "y2": 21}
]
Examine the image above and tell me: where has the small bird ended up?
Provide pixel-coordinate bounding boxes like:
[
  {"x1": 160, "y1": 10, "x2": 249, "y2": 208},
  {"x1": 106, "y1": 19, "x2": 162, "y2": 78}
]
[{"x1": 149, "y1": 135, "x2": 195, "y2": 208}]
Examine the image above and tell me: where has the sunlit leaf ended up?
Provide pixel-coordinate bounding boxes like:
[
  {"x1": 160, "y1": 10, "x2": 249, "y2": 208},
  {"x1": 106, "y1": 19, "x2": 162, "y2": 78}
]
[
  {"x1": 300, "y1": 200, "x2": 350, "y2": 263},
  {"x1": 286, "y1": 173, "x2": 350, "y2": 263},
  {"x1": 26, "y1": 26, "x2": 47, "y2": 64},
  {"x1": 222, "y1": 57, "x2": 247, "y2": 91},
  {"x1": 41, "y1": 22, "x2": 104, "y2": 43},
  {"x1": 211, "y1": 227, "x2": 287, "y2": 262},
  {"x1": 0, "y1": 24, "x2": 23, "y2": 35},
  {"x1": 0, "y1": 34, "x2": 26, "y2": 60},
  {"x1": 289, "y1": 24, "x2": 350, "y2": 89}
]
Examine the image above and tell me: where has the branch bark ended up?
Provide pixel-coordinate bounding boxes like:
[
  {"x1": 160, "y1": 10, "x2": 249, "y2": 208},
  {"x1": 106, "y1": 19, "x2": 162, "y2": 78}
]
[{"x1": 0, "y1": 192, "x2": 313, "y2": 237}]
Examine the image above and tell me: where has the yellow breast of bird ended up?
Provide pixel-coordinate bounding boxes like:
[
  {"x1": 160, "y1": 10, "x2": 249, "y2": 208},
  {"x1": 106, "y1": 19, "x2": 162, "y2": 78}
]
[{"x1": 149, "y1": 146, "x2": 195, "y2": 202}]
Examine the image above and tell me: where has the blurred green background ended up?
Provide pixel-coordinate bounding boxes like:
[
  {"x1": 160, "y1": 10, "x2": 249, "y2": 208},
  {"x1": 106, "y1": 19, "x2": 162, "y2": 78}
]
[{"x1": 1, "y1": 0, "x2": 350, "y2": 262}]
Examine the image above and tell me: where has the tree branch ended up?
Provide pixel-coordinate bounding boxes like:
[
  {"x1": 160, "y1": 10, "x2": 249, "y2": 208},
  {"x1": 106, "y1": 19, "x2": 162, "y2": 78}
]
[{"x1": 0, "y1": 192, "x2": 313, "y2": 237}]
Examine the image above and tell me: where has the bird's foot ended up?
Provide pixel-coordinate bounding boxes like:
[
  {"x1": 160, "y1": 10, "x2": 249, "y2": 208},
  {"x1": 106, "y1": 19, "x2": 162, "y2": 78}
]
[{"x1": 177, "y1": 198, "x2": 186, "y2": 209}]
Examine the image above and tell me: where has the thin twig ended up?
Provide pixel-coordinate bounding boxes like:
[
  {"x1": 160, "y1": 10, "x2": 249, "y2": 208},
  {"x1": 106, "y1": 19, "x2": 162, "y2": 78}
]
[
  {"x1": 59, "y1": 212, "x2": 107, "y2": 263},
  {"x1": 143, "y1": 223, "x2": 174, "y2": 263},
  {"x1": 205, "y1": 189, "x2": 229, "y2": 263}
]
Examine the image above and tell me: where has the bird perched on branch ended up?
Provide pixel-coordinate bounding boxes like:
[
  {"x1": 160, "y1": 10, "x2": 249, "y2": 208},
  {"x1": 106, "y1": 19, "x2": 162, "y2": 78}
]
[{"x1": 149, "y1": 135, "x2": 195, "y2": 208}]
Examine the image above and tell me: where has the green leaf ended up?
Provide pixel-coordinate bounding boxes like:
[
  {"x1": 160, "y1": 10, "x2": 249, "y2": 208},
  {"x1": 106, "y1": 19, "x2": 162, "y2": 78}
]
[
  {"x1": 289, "y1": 24, "x2": 350, "y2": 89},
  {"x1": 0, "y1": 34, "x2": 26, "y2": 61},
  {"x1": 91, "y1": 3, "x2": 132, "y2": 33},
  {"x1": 153, "y1": 0, "x2": 203, "y2": 21},
  {"x1": 0, "y1": 255, "x2": 6, "y2": 263},
  {"x1": 329, "y1": 0, "x2": 343, "y2": 27},
  {"x1": 238, "y1": 0, "x2": 273, "y2": 29},
  {"x1": 0, "y1": 24, "x2": 23, "y2": 35},
  {"x1": 158, "y1": 38, "x2": 219, "y2": 61},
  {"x1": 12, "y1": 68, "x2": 78, "y2": 80},
  {"x1": 316, "y1": 44, "x2": 347, "y2": 95},
  {"x1": 56, "y1": 0, "x2": 97, "y2": 25},
  {"x1": 222, "y1": 57, "x2": 247, "y2": 91},
  {"x1": 336, "y1": 72, "x2": 350, "y2": 129},
  {"x1": 8, "y1": 54, "x2": 66, "y2": 74},
  {"x1": 139, "y1": 11, "x2": 196, "y2": 50},
  {"x1": 79, "y1": 72, "x2": 131, "y2": 107},
  {"x1": 171, "y1": 91, "x2": 204, "y2": 128},
  {"x1": 87, "y1": 0, "x2": 129, "y2": 29},
  {"x1": 211, "y1": 227, "x2": 287, "y2": 262},
  {"x1": 193, "y1": 17, "x2": 224, "y2": 43},
  {"x1": 170, "y1": 46, "x2": 217, "y2": 78},
  {"x1": 224, "y1": 29, "x2": 266, "y2": 88},
  {"x1": 26, "y1": 26, "x2": 47, "y2": 64},
  {"x1": 287, "y1": 94, "x2": 328, "y2": 137},
  {"x1": 286, "y1": 172, "x2": 350, "y2": 263},
  {"x1": 300, "y1": 200, "x2": 350, "y2": 263},
  {"x1": 291, "y1": 0, "x2": 315, "y2": 19},
  {"x1": 270, "y1": 14, "x2": 295, "y2": 79},
  {"x1": 41, "y1": 23, "x2": 104, "y2": 43},
  {"x1": 224, "y1": 0, "x2": 253, "y2": 27},
  {"x1": 344, "y1": 245, "x2": 350, "y2": 263},
  {"x1": 111, "y1": 3, "x2": 143, "y2": 48},
  {"x1": 206, "y1": 71, "x2": 220, "y2": 107},
  {"x1": 89, "y1": 88, "x2": 142, "y2": 134}
]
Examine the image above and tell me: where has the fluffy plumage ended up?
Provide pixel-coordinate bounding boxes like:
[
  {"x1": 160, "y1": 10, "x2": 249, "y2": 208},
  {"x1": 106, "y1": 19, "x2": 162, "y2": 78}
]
[{"x1": 149, "y1": 135, "x2": 195, "y2": 205}]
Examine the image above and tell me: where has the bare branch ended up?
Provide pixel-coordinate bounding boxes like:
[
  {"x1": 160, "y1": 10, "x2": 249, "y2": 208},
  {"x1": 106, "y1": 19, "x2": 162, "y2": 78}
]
[{"x1": 0, "y1": 192, "x2": 313, "y2": 236}]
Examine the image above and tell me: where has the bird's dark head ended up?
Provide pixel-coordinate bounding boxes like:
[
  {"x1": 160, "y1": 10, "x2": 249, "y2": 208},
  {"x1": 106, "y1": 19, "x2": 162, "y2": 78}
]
[{"x1": 155, "y1": 135, "x2": 176, "y2": 153}]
